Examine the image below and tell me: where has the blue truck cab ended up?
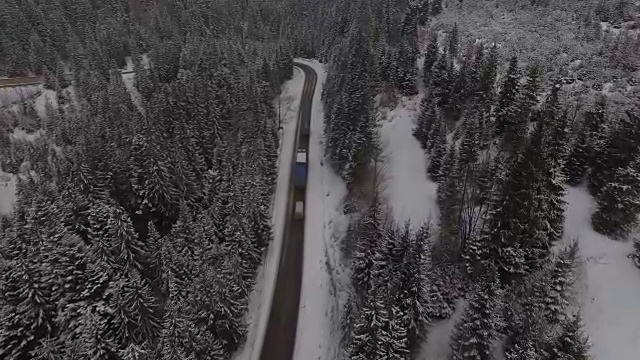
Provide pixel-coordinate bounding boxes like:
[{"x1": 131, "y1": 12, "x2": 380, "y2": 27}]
[{"x1": 293, "y1": 149, "x2": 308, "y2": 189}]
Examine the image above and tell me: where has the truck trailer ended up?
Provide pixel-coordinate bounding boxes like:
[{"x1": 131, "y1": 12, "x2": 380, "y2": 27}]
[
  {"x1": 293, "y1": 149, "x2": 308, "y2": 189},
  {"x1": 294, "y1": 200, "x2": 304, "y2": 220}
]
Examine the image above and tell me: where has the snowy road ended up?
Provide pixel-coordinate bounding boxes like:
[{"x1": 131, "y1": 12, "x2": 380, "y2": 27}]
[
  {"x1": 0, "y1": 70, "x2": 138, "y2": 88},
  {"x1": 258, "y1": 62, "x2": 317, "y2": 360}
]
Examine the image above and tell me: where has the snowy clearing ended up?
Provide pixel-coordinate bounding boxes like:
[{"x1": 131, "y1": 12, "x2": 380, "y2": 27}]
[
  {"x1": 564, "y1": 186, "x2": 640, "y2": 360},
  {"x1": 378, "y1": 96, "x2": 439, "y2": 228},
  {"x1": 293, "y1": 59, "x2": 349, "y2": 360},
  {"x1": 418, "y1": 299, "x2": 467, "y2": 360},
  {"x1": 234, "y1": 66, "x2": 305, "y2": 360}
]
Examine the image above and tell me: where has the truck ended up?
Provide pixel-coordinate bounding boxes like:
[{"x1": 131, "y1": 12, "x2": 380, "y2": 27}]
[
  {"x1": 293, "y1": 149, "x2": 308, "y2": 189},
  {"x1": 294, "y1": 200, "x2": 304, "y2": 220}
]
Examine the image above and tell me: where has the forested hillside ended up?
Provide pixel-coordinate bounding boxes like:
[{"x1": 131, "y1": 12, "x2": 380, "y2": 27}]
[
  {"x1": 0, "y1": 0, "x2": 295, "y2": 359},
  {"x1": 293, "y1": 0, "x2": 640, "y2": 359}
]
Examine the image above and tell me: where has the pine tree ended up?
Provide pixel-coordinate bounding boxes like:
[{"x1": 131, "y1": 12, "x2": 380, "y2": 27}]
[
  {"x1": 446, "y1": 55, "x2": 472, "y2": 122},
  {"x1": 381, "y1": 305, "x2": 410, "y2": 359},
  {"x1": 474, "y1": 144, "x2": 543, "y2": 280},
  {"x1": 401, "y1": 222, "x2": 432, "y2": 347},
  {"x1": 396, "y1": 38, "x2": 418, "y2": 96},
  {"x1": 352, "y1": 193, "x2": 385, "y2": 297},
  {"x1": 413, "y1": 94, "x2": 437, "y2": 149},
  {"x1": 431, "y1": 0, "x2": 443, "y2": 16},
  {"x1": 325, "y1": 19, "x2": 378, "y2": 181},
  {"x1": 459, "y1": 115, "x2": 480, "y2": 166},
  {"x1": 494, "y1": 56, "x2": 521, "y2": 138},
  {"x1": 449, "y1": 272, "x2": 503, "y2": 360},
  {"x1": 431, "y1": 50, "x2": 452, "y2": 110},
  {"x1": 565, "y1": 130, "x2": 590, "y2": 186},
  {"x1": 347, "y1": 285, "x2": 391, "y2": 360},
  {"x1": 0, "y1": 259, "x2": 55, "y2": 360},
  {"x1": 73, "y1": 306, "x2": 120, "y2": 360},
  {"x1": 427, "y1": 120, "x2": 447, "y2": 180},
  {"x1": 438, "y1": 144, "x2": 463, "y2": 259},
  {"x1": 589, "y1": 111, "x2": 640, "y2": 194},
  {"x1": 592, "y1": 158, "x2": 640, "y2": 239},
  {"x1": 120, "y1": 273, "x2": 162, "y2": 344},
  {"x1": 475, "y1": 44, "x2": 498, "y2": 113},
  {"x1": 566, "y1": 104, "x2": 602, "y2": 184},
  {"x1": 543, "y1": 313, "x2": 590, "y2": 360},
  {"x1": 423, "y1": 32, "x2": 439, "y2": 86},
  {"x1": 541, "y1": 111, "x2": 569, "y2": 245},
  {"x1": 542, "y1": 242, "x2": 577, "y2": 324}
]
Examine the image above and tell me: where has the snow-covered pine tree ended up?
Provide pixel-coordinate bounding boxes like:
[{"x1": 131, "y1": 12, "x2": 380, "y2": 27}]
[
  {"x1": 438, "y1": 143, "x2": 463, "y2": 260},
  {"x1": 347, "y1": 284, "x2": 391, "y2": 360},
  {"x1": 383, "y1": 304, "x2": 411, "y2": 359},
  {"x1": 423, "y1": 31, "x2": 439, "y2": 86},
  {"x1": 494, "y1": 56, "x2": 521, "y2": 139},
  {"x1": 589, "y1": 110, "x2": 640, "y2": 196},
  {"x1": 413, "y1": 93, "x2": 437, "y2": 149},
  {"x1": 396, "y1": 222, "x2": 432, "y2": 350},
  {"x1": 472, "y1": 112, "x2": 566, "y2": 282},
  {"x1": 352, "y1": 193, "x2": 385, "y2": 298},
  {"x1": 449, "y1": 271, "x2": 503, "y2": 360},
  {"x1": 540, "y1": 111, "x2": 569, "y2": 245},
  {"x1": 446, "y1": 52, "x2": 472, "y2": 122},
  {"x1": 543, "y1": 312, "x2": 590, "y2": 360},
  {"x1": 430, "y1": 49, "x2": 452, "y2": 109},
  {"x1": 542, "y1": 241, "x2": 578, "y2": 323},
  {"x1": 475, "y1": 44, "x2": 498, "y2": 115},
  {"x1": 325, "y1": 18, "x2": 378, "y2": 181},
  {"x1": 459, "y1": 115, "x2": 480, "y2": 166},
  {"x1": 425, "y1": 275, "x2": 454, "y2": 319},
  {"x1": 592, "y1": 157, "x2": 640, "y2": 239},
  {"x1": 427, "y1": 120, "x2": 447, "y2": 180},
  {"x1": 110, "y1": 272, "x2": 163, "y2": 345},
  {"x1": 396, "y1": 38, "x2": 418, "y2": 97},
  {"x1": 566, "y1": 98, "x2": 607, "y2": 185},
  {"x1": 565, "y1": 129, "x2": 590, "y2": 186},
  {"x1": 0, "y1": 258, "x2": 55, "y2": 359}
]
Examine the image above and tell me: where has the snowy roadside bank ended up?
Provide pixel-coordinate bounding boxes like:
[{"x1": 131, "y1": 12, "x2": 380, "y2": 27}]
[
  {"x1": 293, "y1": 59, "x2": 349, "y2": 360},
  {"x1": 234, "y1": 67, "x2": 305, "y2": 360}
]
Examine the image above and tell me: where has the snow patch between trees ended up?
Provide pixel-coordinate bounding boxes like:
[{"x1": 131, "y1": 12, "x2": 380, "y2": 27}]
[
  {"x1": 0, "y1": 170, "x2": 16, "y2": 215},
  {"x1": 378, "y1": 96, "x2": 439, "y2": 228},
  {"x1": 233, "y1": 67, "x2": 305, "y2": 360},
  {"x1": 564, "y1": 186, "x2": 640, "y2": 360}
]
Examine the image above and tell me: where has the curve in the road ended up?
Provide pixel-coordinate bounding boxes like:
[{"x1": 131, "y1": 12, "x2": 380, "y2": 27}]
[{"x1": 258, "y1": 63, "x2": 317, "y2": 360}]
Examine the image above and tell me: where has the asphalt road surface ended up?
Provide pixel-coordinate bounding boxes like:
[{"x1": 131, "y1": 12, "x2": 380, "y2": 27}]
[
  {"x1": 259, "y1": 63, "x2": 317, "y2": 360},
  {"x1": 0, "y1": 70, "x2": 137, "y2": 88}
]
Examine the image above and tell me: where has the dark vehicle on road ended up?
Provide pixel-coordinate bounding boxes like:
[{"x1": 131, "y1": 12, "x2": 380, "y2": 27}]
[{"x1": 293, "y1": 149, "x2": 307, "y2": 189}]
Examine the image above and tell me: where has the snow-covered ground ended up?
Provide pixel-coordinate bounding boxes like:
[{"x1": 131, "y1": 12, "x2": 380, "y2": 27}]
[
  {"x1": 293, "y1": 59, "x2": 350, "y2": 360},
  {"x1": 0, "y1": 170, "x2": 16, "y2": 215},
  {"x1": 564, "y1": 186, "x2": 640, "y2": 360},
  {"x1": 378, "y1": 96, "x2": 439, "y2": 228},
  {"x1": 418, "y1": 299, "x2": 467, "y2": 360},
  {"x1": 0, "y1": 85, "x2": 41, "y2": 112},
  {"x1": 234, "y1": 67, "x2": 305, "y2": 360}
]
